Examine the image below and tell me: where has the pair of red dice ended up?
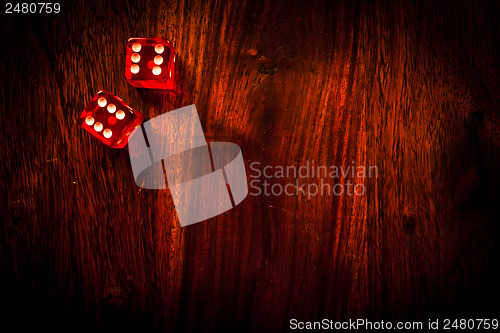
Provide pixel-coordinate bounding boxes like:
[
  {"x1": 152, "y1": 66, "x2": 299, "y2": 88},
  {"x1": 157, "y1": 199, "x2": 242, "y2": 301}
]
[{"x1": 77, "y1": 38, "x2": 175, "y2": 148}]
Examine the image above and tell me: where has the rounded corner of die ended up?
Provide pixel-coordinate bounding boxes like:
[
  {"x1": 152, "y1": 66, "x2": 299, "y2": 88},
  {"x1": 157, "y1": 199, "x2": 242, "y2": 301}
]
[{"x1": 96, "y1": 89, "x2": 110, "y2": 97}]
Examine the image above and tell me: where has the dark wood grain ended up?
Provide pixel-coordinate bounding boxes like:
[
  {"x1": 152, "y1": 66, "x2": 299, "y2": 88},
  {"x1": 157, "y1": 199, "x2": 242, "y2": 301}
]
[{"x1": 1, "y1": 0, "x2": 499, "y2": 331}]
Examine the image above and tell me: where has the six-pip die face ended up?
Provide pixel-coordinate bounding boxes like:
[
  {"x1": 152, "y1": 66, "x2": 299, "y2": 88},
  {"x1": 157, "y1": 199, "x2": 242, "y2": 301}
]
[
  {"x1": 78, "y1": 91, "x2": 144, "y2": 149},
  {"x1": 125, "y1": 37, "x2": 175, "y2": 90}
]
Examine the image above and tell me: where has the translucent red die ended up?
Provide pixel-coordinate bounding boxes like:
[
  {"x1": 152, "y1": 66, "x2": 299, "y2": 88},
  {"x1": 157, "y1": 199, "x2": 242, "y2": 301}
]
[
  {"x1": 125, "y1": 37, "x2": 175, "y2": 90},
  {"x1": 77, "y1": 91, "x2": 144, "y2": 149}
]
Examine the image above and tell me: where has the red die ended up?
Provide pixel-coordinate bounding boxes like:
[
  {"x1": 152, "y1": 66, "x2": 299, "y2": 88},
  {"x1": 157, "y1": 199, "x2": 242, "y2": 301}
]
[
  {"x1": 125, "y1": 37, "x2": 175, "y2": 90},
  {"x1": 78, "y1": 91, "x2": 144, "y2": 149}
]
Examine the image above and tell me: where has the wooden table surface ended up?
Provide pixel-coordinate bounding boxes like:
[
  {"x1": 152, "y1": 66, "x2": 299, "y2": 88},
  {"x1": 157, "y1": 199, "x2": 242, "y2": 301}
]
[{"x1": 1, "y1": 0, "x2": 499, "y2": 331}]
